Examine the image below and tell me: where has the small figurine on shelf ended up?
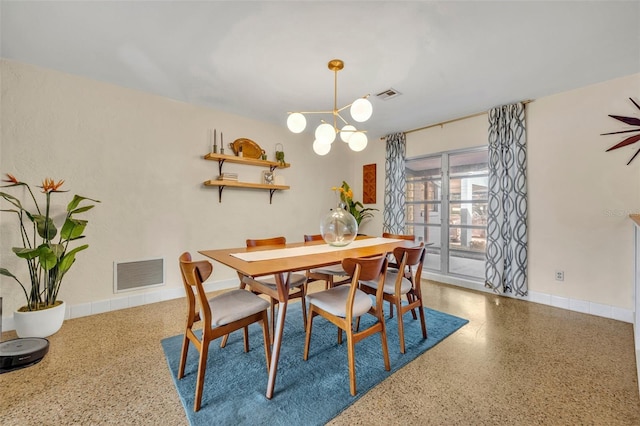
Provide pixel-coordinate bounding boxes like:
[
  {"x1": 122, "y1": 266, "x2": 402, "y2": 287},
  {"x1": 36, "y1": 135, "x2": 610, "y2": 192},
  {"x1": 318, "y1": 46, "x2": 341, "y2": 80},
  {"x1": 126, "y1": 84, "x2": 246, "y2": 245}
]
[
  {"x1": 275, "y1": 143, "x2": 285, "y2": 166},
  {"x1": 261, "y1": 150, "x2": 267, "y2": 161}
]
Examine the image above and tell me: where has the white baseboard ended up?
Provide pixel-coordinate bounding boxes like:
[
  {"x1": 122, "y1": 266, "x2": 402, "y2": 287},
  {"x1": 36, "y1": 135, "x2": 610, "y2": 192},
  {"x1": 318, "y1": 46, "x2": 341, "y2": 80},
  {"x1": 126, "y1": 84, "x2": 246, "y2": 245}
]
[
  {"x1": 423, "y1": 272, "x2": 635, "y2": 323},
  {"x1": 1, "y1": 278, "x2": 238, "y2": 333}
]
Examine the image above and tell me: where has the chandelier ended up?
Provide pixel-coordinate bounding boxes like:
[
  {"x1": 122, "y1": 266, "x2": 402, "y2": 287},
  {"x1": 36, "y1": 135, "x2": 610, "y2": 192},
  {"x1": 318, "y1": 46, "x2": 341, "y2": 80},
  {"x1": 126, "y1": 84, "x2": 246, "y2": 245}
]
[{"x1": 286, "y1": 59, "x2": 373, "y2": 155}]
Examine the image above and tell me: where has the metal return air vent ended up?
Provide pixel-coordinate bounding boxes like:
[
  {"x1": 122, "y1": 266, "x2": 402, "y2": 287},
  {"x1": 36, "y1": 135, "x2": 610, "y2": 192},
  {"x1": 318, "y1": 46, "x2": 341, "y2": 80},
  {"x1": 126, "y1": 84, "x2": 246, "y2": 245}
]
[
  {"x1": 114, "y1": 258, "x2": 165, "y2": 293},
  {"x1": 376, "y1": 88, "x2": 401, "y2": 100}
]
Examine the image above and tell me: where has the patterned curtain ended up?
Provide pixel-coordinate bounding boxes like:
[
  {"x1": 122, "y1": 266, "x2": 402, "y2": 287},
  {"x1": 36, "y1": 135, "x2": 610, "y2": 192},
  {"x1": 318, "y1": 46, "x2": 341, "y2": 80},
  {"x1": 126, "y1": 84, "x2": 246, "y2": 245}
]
[
  {"x1": 383, "y1": 132, "x2": 406, "y2": 234},
  {"x1": 485, "y1": 103, "x2": 528, "y2": 296}
]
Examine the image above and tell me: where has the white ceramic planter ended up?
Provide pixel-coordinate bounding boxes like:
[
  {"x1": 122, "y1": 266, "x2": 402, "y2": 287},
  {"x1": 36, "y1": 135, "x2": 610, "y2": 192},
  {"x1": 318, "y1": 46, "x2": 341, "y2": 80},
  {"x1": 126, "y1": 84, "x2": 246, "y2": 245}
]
[{"x1": 14, "y1": 301, "x2": 66, "y2": 338}]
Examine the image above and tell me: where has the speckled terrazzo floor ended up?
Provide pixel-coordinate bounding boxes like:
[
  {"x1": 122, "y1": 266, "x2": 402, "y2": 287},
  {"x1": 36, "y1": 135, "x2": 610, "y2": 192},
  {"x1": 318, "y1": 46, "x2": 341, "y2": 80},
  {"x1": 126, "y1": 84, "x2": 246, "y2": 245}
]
[{"x1": 1, "y1": 280, "x2": 639, "y2": 425}]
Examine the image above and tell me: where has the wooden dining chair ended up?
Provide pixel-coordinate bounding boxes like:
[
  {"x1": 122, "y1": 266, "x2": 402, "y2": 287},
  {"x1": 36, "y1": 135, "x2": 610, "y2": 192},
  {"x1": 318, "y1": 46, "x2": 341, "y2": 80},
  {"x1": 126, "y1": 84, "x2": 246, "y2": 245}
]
[
  {"x1": 382, "y1": 232, "x2": 416, "y2": 266},
  {"x1": 303, "y1": 255, "x2": 391, "y2": 396},
  {"x1": 303, "y1": 234, "x2": 350, "y2": 289},
  {"x1": 178, "y1": 252, "x2": 271, "y2": 411},
  {"x1": 241, "y1": 236, "x2": 308, "y2": 341},
  {"x1": 382, "y1": 232, "x2": 417, "y2": 317},
  {"x1": 358, "y1": 245, "x2": 427, "y2": 353}
]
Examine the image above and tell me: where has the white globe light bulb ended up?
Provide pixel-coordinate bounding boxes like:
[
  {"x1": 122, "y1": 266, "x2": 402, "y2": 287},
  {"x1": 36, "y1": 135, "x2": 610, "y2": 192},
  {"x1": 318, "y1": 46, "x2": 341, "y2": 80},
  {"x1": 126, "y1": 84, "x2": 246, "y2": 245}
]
[
  {"x1": 315, "y1": 123, "x2": 336, "y2": 144},
  {"x1": 287, "y1": 113, "x2": 306, "y2": 133},
  {"x1": 340, "y1": 125, "x2": 356, "y2": 143},
  {"x1": 313, "y1": 139, "x2": 331, "y2": 155},
  {"x1": 350, "y1": 98, "x2": 373, "y2": 122},
  {"x1": 348, "y1": 132, "x2": 368, "y2": 152}
]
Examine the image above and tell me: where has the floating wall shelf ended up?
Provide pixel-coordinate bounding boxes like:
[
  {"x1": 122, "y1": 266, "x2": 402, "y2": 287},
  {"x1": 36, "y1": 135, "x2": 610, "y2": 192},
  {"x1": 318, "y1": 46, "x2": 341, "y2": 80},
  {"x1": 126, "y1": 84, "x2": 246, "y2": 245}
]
[{"x1": 203, "y1": 153, "x2": 290, "y2": 203}]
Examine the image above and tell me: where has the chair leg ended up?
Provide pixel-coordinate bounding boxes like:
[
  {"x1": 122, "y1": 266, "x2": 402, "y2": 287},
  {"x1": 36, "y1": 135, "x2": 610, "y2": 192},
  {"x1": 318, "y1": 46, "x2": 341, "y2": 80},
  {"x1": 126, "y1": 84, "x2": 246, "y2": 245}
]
[
  {"x1": 379, "y1": 323, "x2": 391, "y2": 372},
  {"x1": 194, "y1": 338, "x2": 210, "y2": 412},
  {"x1": 408, "y1": 293, "x2": 418, "y2": 320},
  {"x1": 418, "y1": 299, "x2": 428, "y2": 339},
  {"x1": 396, "y1": 299, "x2": 407, "y2": 354},
  {"x1": 261, "y1": 312, "x2": 272, "y2": 374},
  {"x1": 346, "y1": 326, "x2": 357, "y2": 396},
  {"x1": 389, "y1": 300, "x2": 394, "y2": 318},
  {"x1": 220, "y1": 334, "x2": 228, "y2": 348},
  {"x1": 177, "y1": 333, "x2": 189, "y2": 379},
  {"x1": 269, "y1": 299, "x2": 276, "y2": 345},
  {"x1": 303, "y1": 309, "x2": 315, "y2": 361},
  {"x1": 243, "y1": 326, "x2": 250, "y2": 352},
  {"x1": 300, "y1": 286, "x2": 308, "y2": 331}
]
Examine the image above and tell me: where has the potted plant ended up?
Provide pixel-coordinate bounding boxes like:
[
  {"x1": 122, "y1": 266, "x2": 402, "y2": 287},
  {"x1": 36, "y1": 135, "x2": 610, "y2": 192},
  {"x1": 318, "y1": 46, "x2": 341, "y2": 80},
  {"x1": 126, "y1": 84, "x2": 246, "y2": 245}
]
[
  {"x1": 334, "y1": 181, "x2": 378, "y2": 226},
  {"x1": 0, "y1": 174, "x2": 100, "y2": 337}
]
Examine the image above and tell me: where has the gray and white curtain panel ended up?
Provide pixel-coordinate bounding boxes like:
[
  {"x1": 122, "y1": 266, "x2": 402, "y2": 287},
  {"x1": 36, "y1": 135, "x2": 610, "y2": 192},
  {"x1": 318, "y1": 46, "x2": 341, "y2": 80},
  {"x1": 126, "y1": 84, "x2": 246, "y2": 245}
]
[
  {"x1": 383, "y1": 132, "x2": 406, "y2": 235},
  {"x1": 485, "y1": 102, "x2": 528, "y2": 296}
]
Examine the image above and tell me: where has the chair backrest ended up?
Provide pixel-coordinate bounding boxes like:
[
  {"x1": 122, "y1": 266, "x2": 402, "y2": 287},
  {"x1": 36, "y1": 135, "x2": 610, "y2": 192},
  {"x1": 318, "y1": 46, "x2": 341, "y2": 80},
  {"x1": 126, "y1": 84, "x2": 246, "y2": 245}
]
[
  {"x1": 341, "y1": 255, "x2": 388, "y2": 319},
  {"x1": 246, "y1": 236, "x2": 286, "y2": 247},
  {"x1": 382, "y1": 232, "x2": 416, "y2": 241},
  {"x1": 179, "y1": 252, "x2": 214, "y2": 326},
  {"x1": 304, "y1": 234, "x2": 323, "y2": 242},
  {"x1": 392, "y1": 244, "x2": 426, "y2": 283}
]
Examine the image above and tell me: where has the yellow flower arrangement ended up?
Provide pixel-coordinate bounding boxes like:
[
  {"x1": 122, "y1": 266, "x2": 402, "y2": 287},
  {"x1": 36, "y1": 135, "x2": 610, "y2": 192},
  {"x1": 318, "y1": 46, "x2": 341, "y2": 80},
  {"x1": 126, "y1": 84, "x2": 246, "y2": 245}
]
[{"x1": 331, "y1": 181, "x2": 377, "y2": 226}]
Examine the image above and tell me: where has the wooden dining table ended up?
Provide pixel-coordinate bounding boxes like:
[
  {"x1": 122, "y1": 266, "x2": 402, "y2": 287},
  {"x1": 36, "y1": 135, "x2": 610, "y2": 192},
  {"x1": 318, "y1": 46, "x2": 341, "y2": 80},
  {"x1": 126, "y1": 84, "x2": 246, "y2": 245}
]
[{"x1": 199, "y1": 236, "x2": 413, "y2": 399}]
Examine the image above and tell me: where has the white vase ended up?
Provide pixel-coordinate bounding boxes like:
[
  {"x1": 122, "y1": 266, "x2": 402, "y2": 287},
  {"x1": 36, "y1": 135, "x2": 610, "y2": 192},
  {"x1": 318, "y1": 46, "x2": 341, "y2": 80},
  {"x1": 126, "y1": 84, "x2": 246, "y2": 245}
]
[{"x1": 14, "y1": 301, "x2": 66, "y2": 338}]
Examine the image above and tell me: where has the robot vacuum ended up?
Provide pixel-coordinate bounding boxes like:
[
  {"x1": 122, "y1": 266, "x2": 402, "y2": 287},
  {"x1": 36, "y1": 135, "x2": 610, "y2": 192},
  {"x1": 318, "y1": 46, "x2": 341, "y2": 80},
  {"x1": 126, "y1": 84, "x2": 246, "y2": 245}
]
[{"x1": 0, "y1": 337, "x2": 49, "y2": 374}]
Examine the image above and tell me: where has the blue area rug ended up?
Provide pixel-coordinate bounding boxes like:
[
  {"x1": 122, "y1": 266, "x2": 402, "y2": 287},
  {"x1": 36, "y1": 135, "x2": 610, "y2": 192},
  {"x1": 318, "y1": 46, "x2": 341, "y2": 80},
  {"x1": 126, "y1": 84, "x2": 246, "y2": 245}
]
[{"x1": 161, "y1": 301, "x2": 468, "y2": 426}]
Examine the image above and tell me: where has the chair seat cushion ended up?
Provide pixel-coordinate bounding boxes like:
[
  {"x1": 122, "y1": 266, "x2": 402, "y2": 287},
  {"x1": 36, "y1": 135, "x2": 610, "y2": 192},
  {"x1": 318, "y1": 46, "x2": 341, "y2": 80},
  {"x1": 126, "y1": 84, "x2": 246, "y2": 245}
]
[
  {"x1": 306, "y1": 285, "x2": 372, "y2": 318},
  {"x1": 310, "y1": 264, "x2": 347, "y2": 276},
  {"x1": 362, "y1": 270, "x2": 412, "y2": 295},
  {"x1": 208, "y1": 289, "x2": 270, "y2": 326},
  {"x1": 245, "y1": 272, "x2": 306, "y2": 289}
]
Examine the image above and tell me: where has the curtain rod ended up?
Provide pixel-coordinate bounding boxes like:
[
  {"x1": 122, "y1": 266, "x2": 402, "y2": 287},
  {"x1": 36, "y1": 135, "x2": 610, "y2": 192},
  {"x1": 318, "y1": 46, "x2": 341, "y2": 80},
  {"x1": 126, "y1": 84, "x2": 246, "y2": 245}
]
[{"x1": 403, "y1": 99, "x2": 534, "y2": 135}]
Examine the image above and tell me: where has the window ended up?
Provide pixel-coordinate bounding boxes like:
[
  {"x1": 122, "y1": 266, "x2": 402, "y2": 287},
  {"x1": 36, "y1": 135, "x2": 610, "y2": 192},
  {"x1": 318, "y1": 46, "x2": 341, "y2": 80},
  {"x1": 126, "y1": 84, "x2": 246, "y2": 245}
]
[{"x1": 405, "y1": 147, "x2": 488, "y2": 280}]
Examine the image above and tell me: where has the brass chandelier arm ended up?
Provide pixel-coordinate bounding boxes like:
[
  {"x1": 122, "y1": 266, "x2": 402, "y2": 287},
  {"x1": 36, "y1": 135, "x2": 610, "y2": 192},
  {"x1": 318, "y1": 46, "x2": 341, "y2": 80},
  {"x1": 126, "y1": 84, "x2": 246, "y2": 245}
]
[
  {"x1": 335, "y1": 112, "x2": 348, "y2": 126},
  {"x1": 336, "y1": 94, "x2": 371, "y2": 114}
]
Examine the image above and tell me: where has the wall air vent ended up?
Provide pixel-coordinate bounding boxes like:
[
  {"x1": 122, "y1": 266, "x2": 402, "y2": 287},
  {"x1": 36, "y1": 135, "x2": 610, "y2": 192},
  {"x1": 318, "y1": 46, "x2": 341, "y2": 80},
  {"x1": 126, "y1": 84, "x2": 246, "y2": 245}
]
[
  {"x1": 376, "y1": 88, "x2": 401, "y2": 100},
  {"x1": 114, "y1": 258, "x2": 165, "y2": 293}
]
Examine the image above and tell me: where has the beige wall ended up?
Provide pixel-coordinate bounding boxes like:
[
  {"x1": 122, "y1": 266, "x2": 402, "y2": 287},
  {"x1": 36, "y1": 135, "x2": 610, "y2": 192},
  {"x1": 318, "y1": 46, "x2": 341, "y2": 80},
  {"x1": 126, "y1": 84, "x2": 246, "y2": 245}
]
[
  {"x1": 0, "y1": 59, "x2": 355, "y2": 317},
  {"x1": 2, "y1": 58, "x2": 638, "y2": 324},
  {"x1": 405, "y1": 73, "x2": 640, "y2": 318}
]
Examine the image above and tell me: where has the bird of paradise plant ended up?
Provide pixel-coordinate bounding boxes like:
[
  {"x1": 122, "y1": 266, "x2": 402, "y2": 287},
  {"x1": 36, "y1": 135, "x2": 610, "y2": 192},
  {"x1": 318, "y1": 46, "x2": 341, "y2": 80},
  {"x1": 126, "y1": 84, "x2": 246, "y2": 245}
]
[
  {"x1": 0, "y1": 174, "x2": 100, "y2": 311},
  {"x1": 332, "y1": 181, "x2": 377, "y2": 226},
  {"x1": 602, "y1": 97, "x2": 640, "y2": 165}
]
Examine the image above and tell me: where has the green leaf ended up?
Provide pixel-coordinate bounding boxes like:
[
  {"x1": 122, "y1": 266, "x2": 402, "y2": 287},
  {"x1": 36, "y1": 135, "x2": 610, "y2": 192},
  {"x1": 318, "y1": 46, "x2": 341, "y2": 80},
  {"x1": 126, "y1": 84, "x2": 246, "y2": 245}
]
[
  {"x1": 58, "y1": 244, "x2": 88, "y2": 274},
  {"x1": 0, "y1": 267, "x2": 18, "y2": 279},
  {"x1": 49, "y1": 243, "x2": 65, "y2": 259},
  {"x1": 32, "y1": 214, "x2": 57, "y2": 240},
  {"x1": 39, "y1": 246, "x2": 58, "y2": 270},
  {"x1": 0, "y1": 191, "x2": 25, "y2": 210},
  {"x1": 69, "y1": 205, "x2": 95, "y2": 215},
  {"x1": 61, "y1": 218, "x2": 87, "y2": 240},
  {"x1": 67, "y1": 195, "x2": 100, "y2": 212},
  {"x1": 12, "y1": 246, "x2": 42, "y2": 260}
]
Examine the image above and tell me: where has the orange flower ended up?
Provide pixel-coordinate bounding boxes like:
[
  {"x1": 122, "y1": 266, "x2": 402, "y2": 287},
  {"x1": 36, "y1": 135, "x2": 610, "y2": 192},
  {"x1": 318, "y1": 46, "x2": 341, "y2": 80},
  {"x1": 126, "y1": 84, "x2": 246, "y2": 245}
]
[
  {"x1": 3, "y1": 173, "x2": 19, "y2": 184},
  {"x1": 39, "y1": 178, "x2": 65, "y2": 193}
]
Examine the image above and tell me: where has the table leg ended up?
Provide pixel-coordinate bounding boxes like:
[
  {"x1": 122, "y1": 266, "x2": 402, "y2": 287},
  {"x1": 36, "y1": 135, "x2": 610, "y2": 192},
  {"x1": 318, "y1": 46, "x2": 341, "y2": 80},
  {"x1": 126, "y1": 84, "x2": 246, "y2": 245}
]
[{"x1": 266, "y1": 272, "x2": 289, "y2": 399}]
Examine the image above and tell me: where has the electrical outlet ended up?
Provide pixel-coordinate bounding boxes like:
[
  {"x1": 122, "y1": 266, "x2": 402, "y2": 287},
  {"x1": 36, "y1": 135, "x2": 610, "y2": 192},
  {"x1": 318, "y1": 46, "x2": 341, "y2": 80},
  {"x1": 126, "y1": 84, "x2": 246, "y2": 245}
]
[{"x1": 555, "y1": 270, "x2": 564, "y2": 281}]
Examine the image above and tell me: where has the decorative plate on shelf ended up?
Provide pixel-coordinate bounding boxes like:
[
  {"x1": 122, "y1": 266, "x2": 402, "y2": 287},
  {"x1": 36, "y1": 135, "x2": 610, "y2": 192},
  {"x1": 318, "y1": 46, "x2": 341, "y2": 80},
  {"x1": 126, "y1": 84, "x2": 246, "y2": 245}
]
[{"x1": 230, "y1": 138, "x2": 263, "y2": 159}]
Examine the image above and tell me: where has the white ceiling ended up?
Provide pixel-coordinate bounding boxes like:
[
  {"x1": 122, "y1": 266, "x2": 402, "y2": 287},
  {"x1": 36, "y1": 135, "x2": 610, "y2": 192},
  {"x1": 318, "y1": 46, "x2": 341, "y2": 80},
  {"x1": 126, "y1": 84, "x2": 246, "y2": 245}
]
[{"x1": 1, "y1": 1, "x2": 639, "y2": 140}]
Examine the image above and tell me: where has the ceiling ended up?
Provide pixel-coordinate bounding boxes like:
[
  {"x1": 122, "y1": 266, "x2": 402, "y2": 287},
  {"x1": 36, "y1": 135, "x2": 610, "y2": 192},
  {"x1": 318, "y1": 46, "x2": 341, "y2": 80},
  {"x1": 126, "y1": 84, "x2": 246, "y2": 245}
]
[{"x1": 1, "y1": 1, "x2": 639, "y2": 141}]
